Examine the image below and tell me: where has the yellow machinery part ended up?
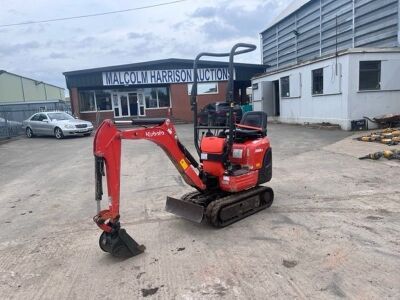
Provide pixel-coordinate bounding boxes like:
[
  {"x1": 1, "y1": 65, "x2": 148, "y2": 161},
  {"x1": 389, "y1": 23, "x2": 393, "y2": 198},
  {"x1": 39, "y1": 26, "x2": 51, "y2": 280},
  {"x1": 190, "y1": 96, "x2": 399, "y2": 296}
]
[{"x1": 383, "y1": 150, "x2": 393, "y2": 159}]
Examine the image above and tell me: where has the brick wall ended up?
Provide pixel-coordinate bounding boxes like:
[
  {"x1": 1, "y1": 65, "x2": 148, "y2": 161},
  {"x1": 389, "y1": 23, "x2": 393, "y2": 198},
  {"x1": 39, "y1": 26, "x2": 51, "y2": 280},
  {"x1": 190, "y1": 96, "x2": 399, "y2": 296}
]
[
  {"x1": 145, "y1": 108, "x2": 170, "y2": 118},
  {"x1": 80, "y1": 111, "x2": 114, "y2": 126},
  {"x1": 69, "y1": 88, "x2": 80, "y2": 117},
  {"x1": 170, "y1": 81, "x2": 227, "y2": 122}
]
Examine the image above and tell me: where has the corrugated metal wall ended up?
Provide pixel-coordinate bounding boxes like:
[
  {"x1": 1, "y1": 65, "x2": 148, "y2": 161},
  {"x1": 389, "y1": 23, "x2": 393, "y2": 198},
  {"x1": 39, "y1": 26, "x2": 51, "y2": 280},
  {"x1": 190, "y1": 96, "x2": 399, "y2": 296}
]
[
  {"x1": 261, "y1": 0, "x2": 399, "y2": 69},
  {"x1": 0, "y1": 101, "x2": 71, "y2": 138}
]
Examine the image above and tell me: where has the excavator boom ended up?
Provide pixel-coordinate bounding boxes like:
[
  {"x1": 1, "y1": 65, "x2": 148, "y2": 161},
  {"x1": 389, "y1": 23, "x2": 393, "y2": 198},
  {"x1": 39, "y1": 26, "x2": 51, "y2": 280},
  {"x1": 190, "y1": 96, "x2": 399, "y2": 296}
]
[{"x1": 93, "y1": 118, "x2": 205, "y2": 257}]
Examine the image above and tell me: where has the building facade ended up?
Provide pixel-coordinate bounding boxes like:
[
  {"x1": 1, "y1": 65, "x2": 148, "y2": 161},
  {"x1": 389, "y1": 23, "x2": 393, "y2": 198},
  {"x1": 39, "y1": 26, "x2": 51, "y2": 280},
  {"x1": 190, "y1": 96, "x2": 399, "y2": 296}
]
[
  {"x1": 0, "y1": 70, "x2": 67, "y2": 126},
  {"x1": 261, "y1": 0, "x2": 399, "y2": 69},
  {"x1": 253, "y1": 0, "x2": 400, "y2": 130},
  {"x1": 64, "y1": 59, "x2": 265, "y2": 124},
  {"x1": 253, "y1": 48, "x2": 400, "y2": 130},
  {"x1": 0, "y1": 70, "x2": 65, "y2": 104}
]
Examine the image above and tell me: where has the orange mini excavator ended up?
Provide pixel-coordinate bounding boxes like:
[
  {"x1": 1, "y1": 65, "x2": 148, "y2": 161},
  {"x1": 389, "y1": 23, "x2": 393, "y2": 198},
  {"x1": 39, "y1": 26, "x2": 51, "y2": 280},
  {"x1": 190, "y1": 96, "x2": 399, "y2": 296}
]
[{"x1": 93, "y1": 43, "x2": 274, "y2": 258}]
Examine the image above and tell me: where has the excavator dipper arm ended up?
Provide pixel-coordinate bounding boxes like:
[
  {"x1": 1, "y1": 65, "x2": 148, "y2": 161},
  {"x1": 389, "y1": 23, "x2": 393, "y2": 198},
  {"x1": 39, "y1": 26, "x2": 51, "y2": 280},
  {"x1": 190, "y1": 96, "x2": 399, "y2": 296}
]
[{"x1": 92, "y1": 118, "x2": 205, "y2": 257}]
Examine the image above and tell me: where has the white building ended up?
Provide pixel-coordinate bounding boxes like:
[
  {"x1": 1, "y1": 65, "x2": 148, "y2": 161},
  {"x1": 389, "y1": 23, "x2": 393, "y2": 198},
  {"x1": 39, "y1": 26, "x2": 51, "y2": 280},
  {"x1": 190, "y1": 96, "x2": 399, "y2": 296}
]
[
  {"x1": 253, "y1": 0, "x2": 400, "y2": 130},
  {"x1": 252, "y1": 48, "x2": 400, "y2": 130}
]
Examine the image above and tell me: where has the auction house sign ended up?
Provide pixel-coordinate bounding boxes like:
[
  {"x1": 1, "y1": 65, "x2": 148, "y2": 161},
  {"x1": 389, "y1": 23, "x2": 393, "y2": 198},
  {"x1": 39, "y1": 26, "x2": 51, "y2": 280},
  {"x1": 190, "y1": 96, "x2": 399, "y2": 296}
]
[{"x1": 102, "y1": 68, "x2": 230, "y2": 86}]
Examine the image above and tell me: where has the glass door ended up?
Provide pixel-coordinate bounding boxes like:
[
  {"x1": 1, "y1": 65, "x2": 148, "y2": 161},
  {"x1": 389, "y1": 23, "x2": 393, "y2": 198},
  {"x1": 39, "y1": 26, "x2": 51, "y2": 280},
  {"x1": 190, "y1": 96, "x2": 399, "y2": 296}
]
[
  {"x1": 113, "y1": 92, "x2": 143, "y2": 117},
  {"x1": 128, "y1": 93, "x2": 138, "y2": 116},
  {"x1": 137, "y1": 93, "x2": 145, "y2": 116},
  {"x1": 120, "y1": 94, "x2": 129, "y2": 116},
  {"x1": 112, "y1": 94, "x2": 120, "y2": 117}
]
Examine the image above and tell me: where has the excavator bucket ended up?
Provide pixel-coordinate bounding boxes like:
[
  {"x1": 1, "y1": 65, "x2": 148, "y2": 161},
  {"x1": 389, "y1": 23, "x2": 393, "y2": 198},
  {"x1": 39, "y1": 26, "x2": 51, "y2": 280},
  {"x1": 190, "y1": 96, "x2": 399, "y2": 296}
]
[
  {"x1": 165, "y1": 196, "x2": 205, "y2": 223},
  {"x1": 99, "y1": 229, "x2": 145, "y2": 258}
]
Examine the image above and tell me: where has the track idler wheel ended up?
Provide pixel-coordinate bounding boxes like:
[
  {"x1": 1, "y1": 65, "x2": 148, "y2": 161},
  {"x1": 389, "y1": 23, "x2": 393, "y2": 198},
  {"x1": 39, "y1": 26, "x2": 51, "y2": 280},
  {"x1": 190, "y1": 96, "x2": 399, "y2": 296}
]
[
  {"x1": 261, "y1": 188, "x2": 274, "y2": 208},
  {"x1": 99, "y1": 229, "x2": 145, "y2": 258}
]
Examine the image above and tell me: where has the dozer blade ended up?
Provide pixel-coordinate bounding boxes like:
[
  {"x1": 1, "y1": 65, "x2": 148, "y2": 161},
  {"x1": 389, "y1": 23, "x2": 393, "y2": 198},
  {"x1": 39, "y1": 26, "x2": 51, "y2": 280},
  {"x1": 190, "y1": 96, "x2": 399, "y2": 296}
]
[
  {"x1": 99, "y1": 229, "x2": 145, "y2": 258},
  {"x1": 165, "y1": 196, "x2": 205, "y2": 223}
]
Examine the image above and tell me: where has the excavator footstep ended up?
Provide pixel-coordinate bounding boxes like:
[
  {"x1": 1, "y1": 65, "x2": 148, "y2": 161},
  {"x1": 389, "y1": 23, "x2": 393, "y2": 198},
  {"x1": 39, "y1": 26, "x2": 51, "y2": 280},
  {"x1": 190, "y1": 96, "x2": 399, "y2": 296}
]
[
  {"x1": 99, "y1": 229, "x2": 145, "y2": 258},
  {"x1": 165, "y1": 196, "x2": 205, "y2": 223}
]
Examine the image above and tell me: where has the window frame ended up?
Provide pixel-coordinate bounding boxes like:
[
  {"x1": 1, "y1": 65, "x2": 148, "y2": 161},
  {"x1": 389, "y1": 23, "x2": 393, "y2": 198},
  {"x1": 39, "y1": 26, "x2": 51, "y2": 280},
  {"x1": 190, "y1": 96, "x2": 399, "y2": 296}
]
[
  {"x1": 30, "y1": 114, "x2": 40, "y2": 121},
  {"x1": 359, "y1": 61, "x2": 381, "y2": 91},
  {"x1": 79, "y1": 90, "x2": 114, "y2": 113},
  {"x1": 312, "y1": 68, "x2": 324, "y2": 95},
  {"x1": 79, "y1": 90, "x2": 97, "y2": 113},
  {"x1": 144, "y1": 87, "x2": 171, "y2": 110},
  {"x1": 36, "y1": 113, "x2": 48, "y2": 121},
  {"x1": 187, "y1": 82, "x2": 219, "y2": 95},
  {"x1": 280, "y1": 76, "x2": 290, "y2": 98},
  {"x1": 156, "y1": 87, "x2": 171, "y2": 109},
  {"x1": 95, "y1": 90, "x2": 113, "y2": 112}
]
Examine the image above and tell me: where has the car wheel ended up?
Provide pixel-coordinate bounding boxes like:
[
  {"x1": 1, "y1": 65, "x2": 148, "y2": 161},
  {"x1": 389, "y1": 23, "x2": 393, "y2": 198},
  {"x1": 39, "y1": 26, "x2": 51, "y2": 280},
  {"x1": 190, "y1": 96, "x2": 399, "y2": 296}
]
[
  {"x1": 26, "y1": 127, "x2": 34, "y2": 138},
  {"x1": 54, "y1": 127, "x2": 64, "y2": 139}
]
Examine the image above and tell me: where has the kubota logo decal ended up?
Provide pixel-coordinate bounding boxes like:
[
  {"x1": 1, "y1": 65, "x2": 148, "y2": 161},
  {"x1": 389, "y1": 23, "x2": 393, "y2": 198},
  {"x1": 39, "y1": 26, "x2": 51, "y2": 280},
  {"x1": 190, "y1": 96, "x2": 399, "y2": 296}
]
[{"x1": 145, "y1": 130, "x2": 165, "y2": 138}]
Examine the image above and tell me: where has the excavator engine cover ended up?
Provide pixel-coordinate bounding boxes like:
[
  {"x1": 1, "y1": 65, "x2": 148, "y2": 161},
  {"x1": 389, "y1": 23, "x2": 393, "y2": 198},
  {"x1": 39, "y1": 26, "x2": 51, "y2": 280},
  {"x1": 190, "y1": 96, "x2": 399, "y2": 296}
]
[{"x1": 201, "y1": 137, "x2": 226, "y2": 177}]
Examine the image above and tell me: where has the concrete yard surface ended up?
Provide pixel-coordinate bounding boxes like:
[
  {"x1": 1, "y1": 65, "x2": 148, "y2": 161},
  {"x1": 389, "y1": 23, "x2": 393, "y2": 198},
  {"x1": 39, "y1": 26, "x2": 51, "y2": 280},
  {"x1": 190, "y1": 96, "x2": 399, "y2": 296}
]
[{"x1": 0, "y1": 124, "x2": 399, "y2": 299}]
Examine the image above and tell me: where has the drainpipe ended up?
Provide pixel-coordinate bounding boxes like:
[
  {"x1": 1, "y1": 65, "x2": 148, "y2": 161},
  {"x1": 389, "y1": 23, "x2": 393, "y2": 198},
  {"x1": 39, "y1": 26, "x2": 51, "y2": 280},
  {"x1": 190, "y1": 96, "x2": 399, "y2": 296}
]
[
  {"x1": 20, "y1": 77, "x2": 26, "y2": 102},
  {"x1": 43, "y1": 84, "x2": 48, "y2": 100}
]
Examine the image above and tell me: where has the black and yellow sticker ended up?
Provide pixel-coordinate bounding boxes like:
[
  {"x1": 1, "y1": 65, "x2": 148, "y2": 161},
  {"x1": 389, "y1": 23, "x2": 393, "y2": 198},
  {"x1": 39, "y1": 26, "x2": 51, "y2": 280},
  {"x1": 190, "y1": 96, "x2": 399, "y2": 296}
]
[{"x1": 179, "y1": 159, "x2": 188, "y2": 170}]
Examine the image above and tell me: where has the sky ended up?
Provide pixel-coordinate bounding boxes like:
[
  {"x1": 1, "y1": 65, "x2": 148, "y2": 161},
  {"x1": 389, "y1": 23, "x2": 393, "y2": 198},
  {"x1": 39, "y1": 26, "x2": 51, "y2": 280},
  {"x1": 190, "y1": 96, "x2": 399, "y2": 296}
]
[{"x1": 0, "y1": 0, "x2": 291, "y2": 93}]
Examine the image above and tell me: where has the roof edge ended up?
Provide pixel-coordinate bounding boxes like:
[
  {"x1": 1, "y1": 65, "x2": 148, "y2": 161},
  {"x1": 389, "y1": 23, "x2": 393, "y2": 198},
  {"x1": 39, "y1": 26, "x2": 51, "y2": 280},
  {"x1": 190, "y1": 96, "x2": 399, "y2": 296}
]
[
  {"x1": 252, "y1": 47, "x2": 400, "y2": 80},
  {"x1": 260, "y1": 0, "x2": 312, "y2": 35},
  {"x1": 63, "y1": 58, "x2": 265, "y2": 76},
  {"x1": 0, "y1": 70, "x2": 64, "y2": 90}
]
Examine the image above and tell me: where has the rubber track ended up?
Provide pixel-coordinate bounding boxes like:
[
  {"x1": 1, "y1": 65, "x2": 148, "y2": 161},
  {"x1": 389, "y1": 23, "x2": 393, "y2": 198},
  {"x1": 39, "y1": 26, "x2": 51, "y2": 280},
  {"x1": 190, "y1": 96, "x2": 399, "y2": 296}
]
[
  {"x1": 179, "y1": 186, "x2": 273, "y2": 227},
  {"x1": 206, "y1": 186, "x2": 274, "y2": 228}
]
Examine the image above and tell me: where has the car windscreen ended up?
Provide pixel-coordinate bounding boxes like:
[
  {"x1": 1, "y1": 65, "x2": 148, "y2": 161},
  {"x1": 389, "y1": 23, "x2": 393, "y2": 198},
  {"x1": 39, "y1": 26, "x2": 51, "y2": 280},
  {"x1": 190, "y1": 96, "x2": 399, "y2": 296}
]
[
  {"x1": 218, "y1": 103, "x2": 229, "y2": 107},
  {"x1": 47, "y1": 113, "x2": 74, "y2": 121},
  {"x1": 216, "y1": 103, "x2": 230, "y2": 111}
]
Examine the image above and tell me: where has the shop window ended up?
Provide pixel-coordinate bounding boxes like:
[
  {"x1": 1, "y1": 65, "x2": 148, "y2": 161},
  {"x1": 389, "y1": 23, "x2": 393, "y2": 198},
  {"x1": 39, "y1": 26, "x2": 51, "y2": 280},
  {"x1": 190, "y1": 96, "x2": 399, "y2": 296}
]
[
  {"x1": 359, "y1": 61, "x2": 381, "y2": 90},
  {"x1": 95, "y1": 91, "x2": 112, "y2": 111},
  {"x1": 157, "y1": 87, "x2": 170, "y2": 108},
  {"x1": 144, "y1": 88, "x2": 158, "y2": 108},
  {"x1": 79, "y1": 91, "x2": 96, "y2": 112},
  {"x1": 187, "y1": 82, "x2": 218, "y2": 95},
  {"x1": 280, "y1": 76, "x2": 290, "y2": 97},
  {"x1": 312, "y1": 68, "x2": 324, "y2": 95},
  {"x1": 144, "y1": 87, "x2": 170, "y2": 108}
]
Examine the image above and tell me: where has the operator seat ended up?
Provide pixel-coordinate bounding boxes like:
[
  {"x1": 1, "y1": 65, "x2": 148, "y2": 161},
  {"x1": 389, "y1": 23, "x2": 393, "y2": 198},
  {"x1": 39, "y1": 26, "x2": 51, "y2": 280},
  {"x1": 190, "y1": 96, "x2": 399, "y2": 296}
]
[{"x1": 235, "y1": 111, "x2": 268, "y2": 141}]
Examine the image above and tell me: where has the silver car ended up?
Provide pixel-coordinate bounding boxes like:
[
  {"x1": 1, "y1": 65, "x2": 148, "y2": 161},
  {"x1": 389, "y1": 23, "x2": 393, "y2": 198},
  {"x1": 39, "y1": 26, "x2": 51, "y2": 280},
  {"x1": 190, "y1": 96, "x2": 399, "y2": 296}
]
[{"x1": 22, "y1": 112, "x2": 94, "y2": 139}]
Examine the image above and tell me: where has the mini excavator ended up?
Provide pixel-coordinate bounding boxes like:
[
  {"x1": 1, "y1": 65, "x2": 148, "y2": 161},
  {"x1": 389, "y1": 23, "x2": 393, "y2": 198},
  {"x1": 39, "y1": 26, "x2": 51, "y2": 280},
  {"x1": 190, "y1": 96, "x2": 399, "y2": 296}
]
[{"x1": 93, "y1": 43, "x2": 274, "y2": 258}]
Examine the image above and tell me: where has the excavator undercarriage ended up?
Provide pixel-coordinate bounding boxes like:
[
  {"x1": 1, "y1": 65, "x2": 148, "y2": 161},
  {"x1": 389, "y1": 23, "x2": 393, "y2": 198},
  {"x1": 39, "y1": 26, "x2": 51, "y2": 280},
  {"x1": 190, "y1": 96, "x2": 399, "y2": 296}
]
[{"x1": 166, "y1": 186, "x2": 274, "y2": 228}]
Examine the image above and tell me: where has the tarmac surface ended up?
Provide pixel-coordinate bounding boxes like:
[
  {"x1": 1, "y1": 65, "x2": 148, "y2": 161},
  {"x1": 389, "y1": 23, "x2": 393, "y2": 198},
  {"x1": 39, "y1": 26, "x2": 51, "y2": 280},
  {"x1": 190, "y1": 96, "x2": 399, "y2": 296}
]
[{"x1": 0, "y1": 123, "x2": 399, "y2": 299}]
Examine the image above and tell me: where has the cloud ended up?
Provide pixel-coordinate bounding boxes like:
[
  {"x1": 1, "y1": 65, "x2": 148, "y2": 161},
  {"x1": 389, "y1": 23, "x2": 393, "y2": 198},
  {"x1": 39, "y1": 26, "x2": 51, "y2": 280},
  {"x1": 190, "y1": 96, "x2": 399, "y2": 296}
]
[
  {"x1": 0, "y1": 0, "x2": 291, "y2": 92},
  {"x1": 191, "y1": 6, "x2": 217, "y2": 18},
  {"x1": 49, "y1": 52, "x2": 68, "y2": 59},
  {"x1": 191, "y1": 1, "x2": 281, "y2": 40},
  {"x1": 127, "y1": 32, "x2": 143, "y2": 39},
  {"x1": 0, "y1": 41, "x2": 40, "y2": 55}
]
